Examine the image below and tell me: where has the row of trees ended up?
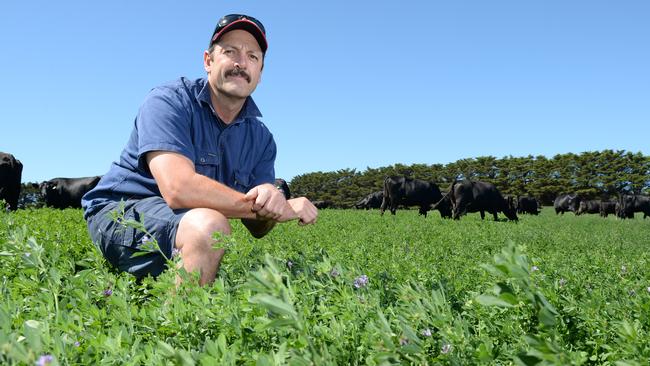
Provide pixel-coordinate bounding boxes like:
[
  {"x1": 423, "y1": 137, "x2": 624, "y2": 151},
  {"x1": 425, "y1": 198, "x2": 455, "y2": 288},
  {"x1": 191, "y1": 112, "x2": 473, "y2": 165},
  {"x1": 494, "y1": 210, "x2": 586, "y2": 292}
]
[{"x1": 289, "y1": 150, "x2": 650, "y2": 208}]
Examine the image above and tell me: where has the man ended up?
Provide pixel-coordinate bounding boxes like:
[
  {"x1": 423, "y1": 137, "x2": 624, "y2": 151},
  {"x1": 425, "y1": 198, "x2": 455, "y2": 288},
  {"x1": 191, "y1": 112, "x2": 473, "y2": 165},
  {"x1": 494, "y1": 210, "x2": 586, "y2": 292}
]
[{"x1": 82, "y1": 14, "x2": 317, "y2": 285}]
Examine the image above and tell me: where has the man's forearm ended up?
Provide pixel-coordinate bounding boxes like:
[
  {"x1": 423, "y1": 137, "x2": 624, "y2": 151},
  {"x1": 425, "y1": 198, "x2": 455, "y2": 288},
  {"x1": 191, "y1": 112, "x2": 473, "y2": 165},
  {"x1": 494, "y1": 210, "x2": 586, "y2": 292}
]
[{"x1": 167, "y1": 173, "x2": 258, "y2": 219}]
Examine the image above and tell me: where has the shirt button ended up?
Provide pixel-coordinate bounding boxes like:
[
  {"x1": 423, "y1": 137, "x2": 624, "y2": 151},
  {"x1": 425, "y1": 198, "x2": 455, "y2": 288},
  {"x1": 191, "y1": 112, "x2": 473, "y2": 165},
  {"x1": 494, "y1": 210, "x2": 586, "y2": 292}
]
[{"x1": 200, "y1": 158, "x2": 206, "y2": 163}]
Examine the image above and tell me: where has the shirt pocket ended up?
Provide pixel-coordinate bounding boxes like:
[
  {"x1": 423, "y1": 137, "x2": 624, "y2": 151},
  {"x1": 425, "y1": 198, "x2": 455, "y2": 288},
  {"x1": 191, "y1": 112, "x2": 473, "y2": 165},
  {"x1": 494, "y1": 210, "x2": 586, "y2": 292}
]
[
  {"x1": 234, "y1": 170, "x2": 256, "y2": 193},
  {"x1": 195, "y1": 150, "x2": 219, "y2": 179}
]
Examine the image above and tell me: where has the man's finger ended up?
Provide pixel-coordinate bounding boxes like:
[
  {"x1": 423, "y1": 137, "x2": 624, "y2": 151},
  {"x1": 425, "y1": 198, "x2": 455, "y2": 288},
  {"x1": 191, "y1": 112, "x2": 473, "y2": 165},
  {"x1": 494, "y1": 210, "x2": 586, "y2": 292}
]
[{"x1": 245, "y1": 187, "x2": 259, "y2": 201}]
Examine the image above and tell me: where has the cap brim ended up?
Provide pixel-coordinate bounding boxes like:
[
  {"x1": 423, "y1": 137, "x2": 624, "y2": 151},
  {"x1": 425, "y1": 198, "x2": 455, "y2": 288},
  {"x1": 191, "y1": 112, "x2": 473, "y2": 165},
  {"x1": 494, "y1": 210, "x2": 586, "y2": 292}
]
[{"x1": 212, "y1": 19, "x2": 267, "y2": 53}]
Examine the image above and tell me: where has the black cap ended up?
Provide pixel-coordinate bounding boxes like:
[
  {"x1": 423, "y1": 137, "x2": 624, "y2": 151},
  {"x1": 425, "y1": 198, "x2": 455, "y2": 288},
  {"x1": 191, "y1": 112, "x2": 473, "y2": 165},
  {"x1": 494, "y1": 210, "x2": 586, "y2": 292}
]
[{"x1": 209, "y1": 14, "x2": 267, "y2": 53}]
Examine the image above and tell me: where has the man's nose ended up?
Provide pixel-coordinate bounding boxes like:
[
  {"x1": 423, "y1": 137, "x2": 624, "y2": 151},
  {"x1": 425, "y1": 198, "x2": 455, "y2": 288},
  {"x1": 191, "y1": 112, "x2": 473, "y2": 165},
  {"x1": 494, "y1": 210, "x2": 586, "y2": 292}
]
[{"x1": 233, "y1": 54, "x2": 247, "y2": 69}]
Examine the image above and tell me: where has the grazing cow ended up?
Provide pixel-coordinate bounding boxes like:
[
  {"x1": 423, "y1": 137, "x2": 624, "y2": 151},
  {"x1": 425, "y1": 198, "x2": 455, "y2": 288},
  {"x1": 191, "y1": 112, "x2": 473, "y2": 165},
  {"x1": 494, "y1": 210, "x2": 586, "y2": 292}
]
[
  {"x1": 618, "y1": 194, "x2": 650, "y2": 219},
  {"x1": 448, "y1": 180, "x2": 518, "y2": 221},
  {"x1": 576, "y1": 200, "x2": 601, "y2": 215},
  {"x1": 312, "y1": 200, "x2": 333, "y2": 209},
  {"x1": 40, "y1": 176, "x2": 102, "y2": 209},
  {"x1": 599, "y1": 200, "x2": 617, "y2": 217},
  {"x1": 0, "y1": 152, "x2": 23, "y2": 211},
  {"x1": 380, "y1": 176, "x2": 443, "y2": 217},
  {"x1": 355, "y1": 191, "x2": 384, "y2": 210},
  {"x1": 430, "y1": 193, "x2": 453, "y2": 218},
  {"x1": 517, "y1": 196, "x2": 540, "y2": 215},
  {"x1": 554, "y1": 194, "x2": 581, "y2": 215},
  {"x1": 274, "y1": 178, "x2": 291, "y2": 200}
]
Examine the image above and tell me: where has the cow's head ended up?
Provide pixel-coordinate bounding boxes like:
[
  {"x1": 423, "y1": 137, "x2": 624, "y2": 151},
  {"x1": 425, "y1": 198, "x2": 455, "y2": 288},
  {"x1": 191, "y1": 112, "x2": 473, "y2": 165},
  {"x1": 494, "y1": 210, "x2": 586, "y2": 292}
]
[
  {"x1": 431, "y1": 194, "x2": 452, "y2": 219},
  {"x1": 503, "y1": 196, "x2": 519, "y2": 221},
  {"x1": 40, "y1": 181, "x2": 57, "y2": 197}
]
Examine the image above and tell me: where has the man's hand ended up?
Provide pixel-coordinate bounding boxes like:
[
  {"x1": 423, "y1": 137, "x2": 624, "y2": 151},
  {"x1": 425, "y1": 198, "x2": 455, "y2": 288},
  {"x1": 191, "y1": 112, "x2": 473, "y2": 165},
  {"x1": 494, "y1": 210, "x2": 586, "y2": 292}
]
[
  {"x1": 287, "y1": 197, "x2": 318, "y2": 225},
  {"x1": 244, "y1": 183, "x2": 288, "y2": 220}
]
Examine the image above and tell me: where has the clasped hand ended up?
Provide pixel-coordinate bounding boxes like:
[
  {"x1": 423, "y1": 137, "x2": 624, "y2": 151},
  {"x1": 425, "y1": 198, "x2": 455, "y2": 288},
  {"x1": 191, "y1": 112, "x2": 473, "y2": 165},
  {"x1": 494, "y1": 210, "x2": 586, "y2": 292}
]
[{"x1": 244, "y1": 183, "x2": 318, "y2": 225}]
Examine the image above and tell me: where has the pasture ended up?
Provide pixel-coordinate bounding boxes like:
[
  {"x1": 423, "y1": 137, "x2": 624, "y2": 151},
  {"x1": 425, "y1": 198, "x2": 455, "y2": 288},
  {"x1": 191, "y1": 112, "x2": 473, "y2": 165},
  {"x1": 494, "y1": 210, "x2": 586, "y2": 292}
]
[{"x1": 1, "y1": 207, "x2": 649, "y2": 365}]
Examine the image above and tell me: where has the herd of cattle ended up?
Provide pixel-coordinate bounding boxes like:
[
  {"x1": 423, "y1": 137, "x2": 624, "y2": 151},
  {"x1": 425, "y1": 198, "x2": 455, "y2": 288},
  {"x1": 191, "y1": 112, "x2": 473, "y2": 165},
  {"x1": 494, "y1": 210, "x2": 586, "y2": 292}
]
[
  {"x1": 355, "y1": 176, "x2": 649, "y2": 221},
  {"x1": 2, "y1": 152, "x2": 649, "y2": 219}
]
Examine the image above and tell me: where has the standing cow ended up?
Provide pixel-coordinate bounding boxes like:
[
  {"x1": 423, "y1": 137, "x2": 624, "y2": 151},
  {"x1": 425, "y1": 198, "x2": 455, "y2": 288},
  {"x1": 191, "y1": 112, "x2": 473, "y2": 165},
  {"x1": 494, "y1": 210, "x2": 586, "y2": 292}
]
[
  {"x1": 274, "y1": 178, "x2": 291, "y2": 200},
  {"x1": 554, "y1": 194, "x2": 581, "y2": 215},
  {"x1": 448, "y1": 180, "x2": 518, "y2": 221},
  {"x1": 517, "y1": 196, "x2": 540, "y2": 215},
  {"x1": 355, "y1": 191, "x2": 384, "y2": 210},
  {"x1": 599, "y1": 200, "x2": 617, "y2": 217},
  {"x1": 0, "y1": 152, "x2": 23, "y2": 211},
  {"x1": 41, "y1": 176, "x2": 102, "y2": 209},
  {"x1": 576, "y1": 200, "x2": 601, "y2": 215},
  {"x1": 380, "y1": 176, "x2": 443, "y2": 217},
  {"x1": 618, "y1": 194, "x2": 650, "y2": 219},
  {"x1": 430, "y1": 193, "x2": 453, "y2": 219}
]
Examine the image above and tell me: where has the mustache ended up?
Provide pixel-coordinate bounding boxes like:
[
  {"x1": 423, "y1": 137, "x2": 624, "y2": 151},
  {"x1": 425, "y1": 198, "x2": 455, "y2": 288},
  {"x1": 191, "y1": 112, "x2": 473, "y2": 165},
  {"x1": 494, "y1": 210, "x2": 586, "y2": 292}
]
[{"x1": 225, "y1": 68, "x2": 251, "y2": 83}]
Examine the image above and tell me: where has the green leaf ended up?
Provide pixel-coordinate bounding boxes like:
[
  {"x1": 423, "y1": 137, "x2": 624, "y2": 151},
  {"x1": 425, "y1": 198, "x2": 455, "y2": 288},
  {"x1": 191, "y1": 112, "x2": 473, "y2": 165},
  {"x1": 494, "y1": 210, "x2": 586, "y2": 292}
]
[{"x1": 475, "y1": 294, "x2": 514, "y2": 308}]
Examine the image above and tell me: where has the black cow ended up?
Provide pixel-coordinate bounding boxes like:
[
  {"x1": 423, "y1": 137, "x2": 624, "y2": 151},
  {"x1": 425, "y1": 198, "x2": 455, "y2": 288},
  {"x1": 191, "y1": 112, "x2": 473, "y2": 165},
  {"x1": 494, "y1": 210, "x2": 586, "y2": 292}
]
[
  {"x1": 0, "y1": 152, "x2": 23, "y2": 211},
  {"x1": 554, "y1": 194, "x2": 581, "y2": 215},
  {"x1": 448, "y1": 180, "x2": 518, "y2": 221},
  {"x1": 355, "y1": 191, "x2": 383, "y2": 210},
  {"x1": 312, "y1": 200, "x2": 333, "y2": 209},
  {"x1": 576, "y1": 200, "x2": 601, "y2": 215},
  {"x1": 274, "y1": 178, "x2": 291, "y2": 200},
  {"x1": 380, "y1": 176, "x2": 443, "y2": 217},
  {"x1": 599, "y1": 200, "x2": 617, "y2": 217},
  {"x1": 40, "y1": 176, "x2": 102, "y2": 209},
  {"x1": 517, "y1": 196, "x2": 539, "y2": 215},
  {"x1": 430, "y1": 193, "x2": 453, "y2": 219},
  {"x1": 618, "y1": 194, "x2": 650, "y2": 219}
]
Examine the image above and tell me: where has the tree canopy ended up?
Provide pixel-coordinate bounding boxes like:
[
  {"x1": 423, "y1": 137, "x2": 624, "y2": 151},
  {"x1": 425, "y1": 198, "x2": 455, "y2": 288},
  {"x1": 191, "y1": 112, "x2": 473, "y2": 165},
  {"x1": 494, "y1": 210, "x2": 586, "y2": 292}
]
[{"x1": 289, "y1": 150, "x2": 650, "y2": 208}]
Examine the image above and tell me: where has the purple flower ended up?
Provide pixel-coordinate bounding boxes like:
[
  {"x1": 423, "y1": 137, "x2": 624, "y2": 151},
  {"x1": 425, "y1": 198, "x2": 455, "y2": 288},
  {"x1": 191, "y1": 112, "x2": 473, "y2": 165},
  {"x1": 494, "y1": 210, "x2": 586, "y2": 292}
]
[
  {"x1": 330, "y1": 268, "x2": 340, "y2": 278},
  {"x1": 531, "y1": 265, "x2": 539, "y2": 272},
  {"x1": 421, "y1": 328, "x2": 432, "y2": 337},
  {"x1": 103, "y1": 289, "x2": 113, "y2": 297},
  {"x1": 647, "y1": 286, "x2": 650, "y2": 294},
  {"x1": 354, "y1": 274, "x2": 369, "y2": 289},
  {"x1": 559, "y1": 278, "x2": 566, "y2": 287},
  {"x1": 441, "y1": 343, "x2": 452, "y2": 354},
  {"x1": 171, "y1": 248, "x2": 181, "y2": 258},
  {"x1": 141, "y1": 235, "x2": 150, "y2": 243},
  {"x1": 36, "y1": 354, "x2": 54, "y2": 366},
  {"x1": 286, "y1": 260, "x2": 293, "y2": 270},
  {"x1": 621, "y1": 265, "x2": 627, "y2": 274},
  {"x1": 74, "y1": 341, "x2": 80, "y2": 347}
]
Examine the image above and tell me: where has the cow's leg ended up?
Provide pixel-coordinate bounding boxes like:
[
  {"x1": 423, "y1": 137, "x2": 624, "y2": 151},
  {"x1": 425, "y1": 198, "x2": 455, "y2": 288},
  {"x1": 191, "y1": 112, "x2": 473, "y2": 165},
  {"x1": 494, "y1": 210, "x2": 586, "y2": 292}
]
[
  {"x1": 380, "y1": 197, "x2": 388, "y2": 216},
  {"x1": 492, "y1": 210, "x2": 498, "y2": 221},
  {"x1": 480, "y1": 210, "x2": 485, "y2": 220}
]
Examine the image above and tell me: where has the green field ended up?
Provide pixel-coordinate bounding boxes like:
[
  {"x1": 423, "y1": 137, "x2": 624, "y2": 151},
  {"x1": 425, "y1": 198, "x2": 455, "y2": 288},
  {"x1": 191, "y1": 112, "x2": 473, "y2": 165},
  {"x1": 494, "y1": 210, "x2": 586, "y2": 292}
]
[{"x1": 1, "y1": 207, "x2": 649, "y2": 365}]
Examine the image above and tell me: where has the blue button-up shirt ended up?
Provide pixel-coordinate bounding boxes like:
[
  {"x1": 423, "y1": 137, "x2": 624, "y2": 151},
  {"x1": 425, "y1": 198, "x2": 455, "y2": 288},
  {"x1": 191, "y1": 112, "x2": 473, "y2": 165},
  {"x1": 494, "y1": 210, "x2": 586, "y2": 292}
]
[{"x1": 82, "y1": 77, "x2": 276, "y2": 219}]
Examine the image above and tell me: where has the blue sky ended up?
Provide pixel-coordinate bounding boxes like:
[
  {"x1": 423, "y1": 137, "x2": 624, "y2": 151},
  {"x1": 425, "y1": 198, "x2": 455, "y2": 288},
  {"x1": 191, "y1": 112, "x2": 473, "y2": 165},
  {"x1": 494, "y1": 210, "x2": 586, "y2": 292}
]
[{"x1": 2, "y1": 1, "x2": 648, "y2": 184}]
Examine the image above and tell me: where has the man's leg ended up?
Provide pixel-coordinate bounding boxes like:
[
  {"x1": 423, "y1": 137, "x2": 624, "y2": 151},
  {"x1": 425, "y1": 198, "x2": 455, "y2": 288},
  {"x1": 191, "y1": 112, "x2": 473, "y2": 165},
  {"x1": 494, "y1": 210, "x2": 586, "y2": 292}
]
[{"x1": 175, "y1": 208, "x2": 230, "y2": 285}]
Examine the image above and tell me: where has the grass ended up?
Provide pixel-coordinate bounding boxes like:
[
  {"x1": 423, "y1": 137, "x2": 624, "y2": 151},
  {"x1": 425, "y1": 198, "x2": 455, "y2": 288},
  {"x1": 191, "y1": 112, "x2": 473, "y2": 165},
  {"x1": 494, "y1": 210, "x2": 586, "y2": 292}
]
[{"x1": 1, "y1": 206, "x2": 649, "y2": 365}]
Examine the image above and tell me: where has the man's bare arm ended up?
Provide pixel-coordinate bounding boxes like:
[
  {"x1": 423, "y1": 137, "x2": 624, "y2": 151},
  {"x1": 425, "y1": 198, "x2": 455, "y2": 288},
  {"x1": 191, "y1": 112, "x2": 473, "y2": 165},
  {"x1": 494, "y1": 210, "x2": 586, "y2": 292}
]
[{"x1": 147, "y1": 151, "x2": 258, "y2": 218}]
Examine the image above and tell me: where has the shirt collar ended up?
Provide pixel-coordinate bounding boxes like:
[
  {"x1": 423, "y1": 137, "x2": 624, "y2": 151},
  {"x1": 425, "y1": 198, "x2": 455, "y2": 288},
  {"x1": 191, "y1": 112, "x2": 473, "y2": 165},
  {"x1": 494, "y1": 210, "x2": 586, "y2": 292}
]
[{"x1": 197, "y1": 78, "x2": 263, "y2": 122}]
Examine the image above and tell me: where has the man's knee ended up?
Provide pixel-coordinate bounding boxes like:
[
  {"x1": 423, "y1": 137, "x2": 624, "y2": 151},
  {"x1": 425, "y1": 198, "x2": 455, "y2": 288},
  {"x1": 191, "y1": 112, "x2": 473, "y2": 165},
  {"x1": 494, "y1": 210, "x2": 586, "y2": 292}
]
[{"x1": 177, "y1": 208, "x2": 231, "y2": 249}]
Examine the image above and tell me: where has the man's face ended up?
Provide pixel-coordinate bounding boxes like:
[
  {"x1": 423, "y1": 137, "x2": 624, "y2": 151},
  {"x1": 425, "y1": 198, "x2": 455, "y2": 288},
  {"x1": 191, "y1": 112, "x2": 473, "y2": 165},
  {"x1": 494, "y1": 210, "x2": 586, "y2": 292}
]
[{"x1": 204, "y1": 29, "x2": 263, "y2": 100}]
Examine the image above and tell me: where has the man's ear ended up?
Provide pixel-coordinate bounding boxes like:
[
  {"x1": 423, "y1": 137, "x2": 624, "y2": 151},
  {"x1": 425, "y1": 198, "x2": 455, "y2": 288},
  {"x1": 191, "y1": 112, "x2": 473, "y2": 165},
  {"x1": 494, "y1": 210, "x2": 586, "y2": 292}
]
[{"x1": 203, "y1": 50, "x2": 212, "y2": 73}]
